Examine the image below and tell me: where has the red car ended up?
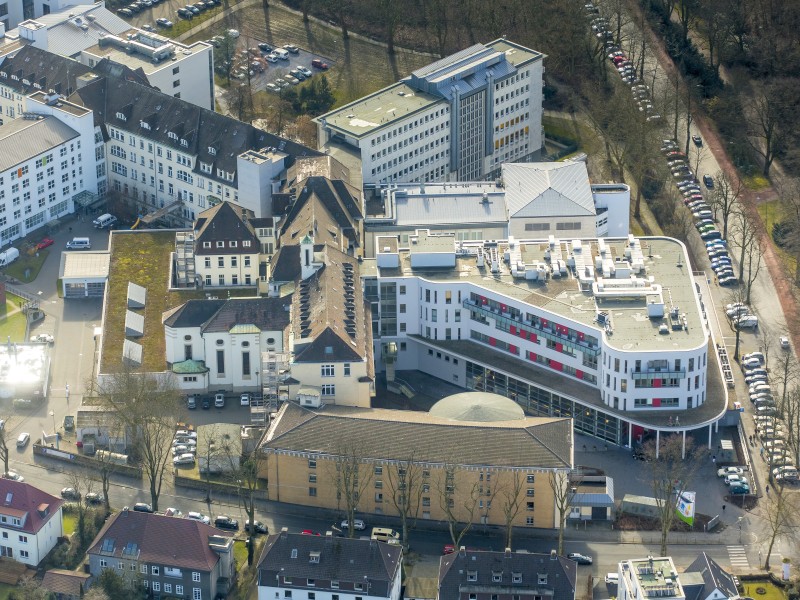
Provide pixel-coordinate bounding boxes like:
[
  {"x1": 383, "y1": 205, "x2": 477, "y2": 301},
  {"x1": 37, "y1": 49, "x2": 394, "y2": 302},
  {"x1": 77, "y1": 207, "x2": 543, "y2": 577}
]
[
  {"x1": 36, "y1": 238, "x2": 54, "y2": 250},
  {"x1": 311, "y1": 58, "x2": 329, "y2": 70},
  {"x1": 301, "y1": 529, "x2": 321, "y2": 536}
]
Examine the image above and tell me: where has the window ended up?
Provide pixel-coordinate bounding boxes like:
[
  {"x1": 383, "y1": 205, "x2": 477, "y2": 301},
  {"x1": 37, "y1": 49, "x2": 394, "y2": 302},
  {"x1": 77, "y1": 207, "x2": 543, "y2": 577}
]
[
  {"x1": 321, "y1": 384, "x2": 335, "y2": 396},
  {"x1": 321, "y1": 364, "x2": 335, "y2": 377},
  {"x1": 527, "y1": 488, "x2": 534, "y2": 497},
  {"x1": 309, "y1": 594, "x2": 316, "y2": 600},
  {"x1": 513, "y1": 573, "x2": 522, "y2": 583},
  {"x1": 309, "y1": 474, "x2": 317, "y2": 483},
  {"x1": 307, "y1": 579, "x2": 315, "y2": 587},
  {"x1": 538, "y1": 574, "x2": 548, "y2": 585},
  {"x1": 308, "y1": 459, "x2": 316, "y2": 469},
  {"x1": 526, "y1": 516, "x2": 534, "y2": 525},
  {"x1": 344, "y1": 364, "x2": 351, "y2": 376},
  {"x1": 193, "y1": 589, "x2": 202, "y2": 600},
  {"x1": 242, "y1": 351, "x2": 251, "y2": 376},
  {"x1": 309, "y1": 487, "x2": 317, "y2": 496},
  {"x1": 141, "y1": 564, "x2": 147, "y2": 574},
  {"x1": 177, "y1": 586, "x2": 184, "y2": 595},
  {"x1": 19, "y1": 550, "x2": 28, "y2": 559},
  {"x1": 153, "y1": 582, "x2": 161, "y2": 592},
  {"x1": 165, "y1": 584, "x2": 172, "y2": 593},
  {"x1": 492, "y1": 572, "x2": 502, "y2": 583},
  {"x1": 192, "y1": 572, "x2": 201, "y2": 582},
  {"x1": 100, "y1": 559, "x2": 107, "y2": 568},
  {"x1": 18, "y1": 535, "x2": 27, "y2": 543},
  {"x1": 527, "y1": 474, "x2": 535, "y2": 483},
  {"x1": 467, "y1": 571, "x2": 477, "y2": 582},
  {"x1": 216, "y1": 350, "x2": 225, "y2": 374}
]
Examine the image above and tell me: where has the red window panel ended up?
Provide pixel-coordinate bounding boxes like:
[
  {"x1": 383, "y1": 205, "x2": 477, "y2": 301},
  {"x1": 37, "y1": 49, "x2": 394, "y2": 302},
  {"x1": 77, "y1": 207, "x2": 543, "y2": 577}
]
[
  {"x1": 481, "y1": 296, "x2": 488, "y2": 305},
  {"x1": 510, "y1": 325, "x2": 517, "y2": 335},
  {"x1": 528, "y1": 351, "x2": 537, "y2": 361},
  {"x1": 509, "y1": 344, "x2": 517, "y2": 354},
  {"x1": 541, "y1": 319, "x2": 548, "y2": 327},
  {"x1": 576, "y1": 370, "x2": 583, "y2": 379},
  {"x1": 578, "y1": 331, "x2": 585, "y2": 341},
  {"x1": 550, "y1": 360, "x2": 563, "y2": 371},
  {"x1": 531, "y1": 333, "x2": 538, "y2": 343},
  {"x1": 489, "y1": 337, "x2": 497, "y2": 347},
  {"x1": 654, "y1": 379, "x2": 662, "y2": 388},
  {"x1": 652, "y1": 398, "x2": 661, "y2": 407},
  {"x1": 500, "y1": 303, "x2": 507, "y2": 312},
  {"x1": 555, "y1": 342, "x2": 563, "y2": 353}
]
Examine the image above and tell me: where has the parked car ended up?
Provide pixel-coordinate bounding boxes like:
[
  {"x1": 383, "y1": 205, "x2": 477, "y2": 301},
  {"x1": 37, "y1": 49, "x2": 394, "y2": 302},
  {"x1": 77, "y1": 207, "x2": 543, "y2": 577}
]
[
  {"x1": 63, "y1": 415, "x2": 75, "y2": 431},
  {"x1": 85, "y1": 493, "x2": 104, "y2": 505},
  {"x1": 703, "y1": 175, "x2": 715, "y2": 189},
  {"x1": 186, "y1": 511, "x2": 211, "y2": 524},
  {"x1": 245, "y1": 520, "x2": 268, "y2": 534},
  {"x1": 240, "y1": 393, "x2": 251, "y2": 406},
  {"x1": 214, "y1": 392, "x2": 225, "y2": 408},
  {"x1": 133, "y1": 502, "x2": 154, "y2": 513},
  {"x1": 36, "y1": 237, "x2": 55, "y2": 250},
  {"x1": 341, "y1": 519, "x2": 366, "y2": 531},
  {"x1": 568, "y1": 553, "x2": 593, "y2": 565},
  {"x1": 16, "y1": 432, "x2": 29, "y2": 447},
  {"x1": 177, "y1": 7, "x2": 192, "y2": 18},
  {"x1": 780, "y1": 336, "x2": 790, "y2": 349},
  {"x1": 117, "y1": 8, "x2": 133, "y2": 16},
  {"x1": 258, "y1": 42, "x2": 273, "y2": 52},
  {"x1": 729, "y1": 483, "x2": 750, "y2": 495},
  {"x1": 284, "y1": 43, "x2": 300, "y2": 54},
  {"x1": 30, "y1": 333, "x2": 54, "y2": 344},
  {"x1": 311, "y1": 58, "x2": 329, "y2": 69},
  {"x1": 201, "y1": 397, "x2": 211, "y2": 409},
  {"x1": 266, "y1": 83, "x2": 280, "y2": 93},
  {"x1": 61, "y1": 487, "x2": 81, "y2": 500},
  {"x1": 298, "y1": 66, "x2": 312, "y2": 77},
  {"x1": 717, "y1": 466, "x2": 744, "y2": 478},
  {"x1": 214, "y1": 515, "x2": 239, "y2": 530},
  {"x1": 3, "y1": 471, "x2": 23, "y2": 482},
  {"x1": 156, "y1": 17, "x2": 173, "y2": 27},
  {"x1": 227, "y1": 29, "x2": 240, "y2": 38},
  {"x1": 173, "y1": 453, "x2": 195, "y2": 466},
  {"x1": 692, "y1": 134, "x2": 703, "y2": 146},
  {"x1": 724, "y1": 474, "x2": 748, "y2": 486}
]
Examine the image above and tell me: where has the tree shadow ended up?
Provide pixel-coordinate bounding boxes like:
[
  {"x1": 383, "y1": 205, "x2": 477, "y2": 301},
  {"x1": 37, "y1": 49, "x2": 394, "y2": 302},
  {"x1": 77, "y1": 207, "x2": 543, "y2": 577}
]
[{"x1": 388, "y1": 50, "x2": 400, "y2": 81}]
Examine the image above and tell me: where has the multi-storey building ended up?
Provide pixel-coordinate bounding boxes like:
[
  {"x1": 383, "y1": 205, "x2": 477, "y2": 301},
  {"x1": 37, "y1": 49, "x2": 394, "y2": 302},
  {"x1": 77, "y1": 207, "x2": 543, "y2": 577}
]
[
  {"x1": 437, "y1": 548, "x2": 577, "y2": 600},
  {"x1": 87, "y1": 509, "x2": 234, "y2": 600},
  {"x1": 0, "y1": 89, "x2": 96, "y2": 245},
  {"x1": 316, "y1": 39, "x2": 544, "y2": 186},
  {"x1": 368, "y1": 231, "x2": 727, "y2": 451},
  {"x1": 617, "y1": 556, "x2": 685, "y2": 600},
  {"x1": 257, "y1": 531, "x2": 403, "y2": 600},
  {"x1": 363, "y1": 161, "x2": 630, "y2": 256},
  {"x1": 0, "y1": 480, "x2": 64, "y2": 566},
  {"x1": 258, "y1": 393, "x2": 572, "y2": 529}
]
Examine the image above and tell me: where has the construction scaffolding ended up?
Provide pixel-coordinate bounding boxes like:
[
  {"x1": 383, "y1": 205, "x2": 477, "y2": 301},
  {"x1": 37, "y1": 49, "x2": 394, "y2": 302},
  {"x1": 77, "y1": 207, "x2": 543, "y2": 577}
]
[
  {"x1": 254, "y1": 351, "x2": 289, "y2": 424},
  {"x1": 173, "y1": 231, "x2": 196, "y2": 288}
]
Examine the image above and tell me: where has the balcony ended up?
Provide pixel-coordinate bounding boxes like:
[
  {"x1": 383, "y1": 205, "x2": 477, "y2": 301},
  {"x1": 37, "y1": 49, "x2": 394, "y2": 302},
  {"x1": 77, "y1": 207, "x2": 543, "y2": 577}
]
[
  {"x1": 463, "y1": 299, "x2": 600, "y2": 356},
  {"x1": 630, "y1": 368, "x2": 686, "y2": 380}
]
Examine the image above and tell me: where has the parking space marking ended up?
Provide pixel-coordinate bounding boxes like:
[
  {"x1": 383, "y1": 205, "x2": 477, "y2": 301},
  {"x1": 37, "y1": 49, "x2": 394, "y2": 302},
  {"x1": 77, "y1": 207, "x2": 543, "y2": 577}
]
[{"x1": 726, "y1": 545, "x2": 749, "y2": 571}]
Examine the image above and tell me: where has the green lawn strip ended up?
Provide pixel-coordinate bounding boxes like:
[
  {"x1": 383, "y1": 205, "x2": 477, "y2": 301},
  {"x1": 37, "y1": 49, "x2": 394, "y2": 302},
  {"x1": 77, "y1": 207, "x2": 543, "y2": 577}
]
[
  {"x1": 233, "y1": 539, "x2": 248, "y2": 567},
  {"x1": 63, "y1": 512, "x2": 78, "y2": 536},
  {"x1": 742, "y1": 582, "x2": 786, "y2": 600},
  {"x1": 0, "y1": 294, "x2": 29, "y2": 342},
  {"x1": 756, "y1": 199, "x2": 797, "y2": 278},
  {"x1": 5, "y1": 248, "x2": 49, "y2": 282}
]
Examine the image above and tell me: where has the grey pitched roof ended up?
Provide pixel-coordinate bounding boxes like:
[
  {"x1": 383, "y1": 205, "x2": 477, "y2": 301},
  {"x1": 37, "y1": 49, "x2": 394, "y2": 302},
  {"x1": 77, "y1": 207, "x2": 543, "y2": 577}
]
[
  {"x1": 0, "y1": 116, "x2": 78, "y2": 172},
  {"x1": 163, "y1": 299, "x2": 226, "y2": 328},
  {"x1": 503, "y1": 162, "x2": 595, "y2": 218},
  {"x1": 262, "y1": 403, "x2": 573, "y2": 469},
  {"x1": 194, "y1": 201, "x2": 259, "y2": 256},
  {"x1": 0, "y1": 45, "x2": 90, "y2": 96},
  {"x1": 87, "y1": 510, "x2": 231, "y2": 572},
  {"x1": 257, "y1": 532, "x2": 402, "y2": 597},
  {"x1": 438, "y1": 550, "x2": 577, "y2": 600},
  {"x1": 269, "y1": 244, "x2": 300, "y2": 282},
  {"x1": 202, "y1": 297, "x2": 291, "y2": 333},
  {"x1": 684, "y1": 553, "x2": 738, "y2": 600},
  {"x1": 70, "y1": 76, "x2": 320, "y2": 188}
]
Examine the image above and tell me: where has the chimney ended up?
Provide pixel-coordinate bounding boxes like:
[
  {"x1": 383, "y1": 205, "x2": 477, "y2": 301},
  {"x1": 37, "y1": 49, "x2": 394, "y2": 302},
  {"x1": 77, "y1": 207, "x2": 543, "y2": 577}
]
[
  {"x1": 325, "y1": 531, "x2": 334, "y2": 543},
  {"x1": 505, "y1": 547, "x2": 512, "y2": 558},
  {"x1": 459, "y1": 546, "x2": 466, "y2": 558},
  {"x1": 280, "y1": 527, "x2": 288, "y2": 539},
  {"x1": 550, "y1": 549, "x2": 557, "y2": 560}
]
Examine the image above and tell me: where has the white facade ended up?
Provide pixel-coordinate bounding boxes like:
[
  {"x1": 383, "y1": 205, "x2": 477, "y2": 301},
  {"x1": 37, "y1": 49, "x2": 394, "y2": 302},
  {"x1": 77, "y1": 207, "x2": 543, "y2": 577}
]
[
  {"x1": 0, "y1": 92, "x2": 97, "y2": 245},
  {"x1": 0, "y1": 504, "x2": 63, "y2": 567},
  {"x1": 259, "y1": 579, "x2": 402, "y2": 600},
  {"x1": 196, "y1": 250, "x2": 259, "y2": 288},
  {"x1": 317, "y1": 39, "x2": 544, "y2": 186},
  {"x1": 618, "y1": 557, "x2": 685, "y2": 600},
  {"x1": 593, "y1": 184, "x2": 631, "y2": 237}
]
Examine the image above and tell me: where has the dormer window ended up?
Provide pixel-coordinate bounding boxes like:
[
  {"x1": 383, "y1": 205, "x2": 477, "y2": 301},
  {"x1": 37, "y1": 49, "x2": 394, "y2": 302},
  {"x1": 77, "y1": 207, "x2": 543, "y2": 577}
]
[
  {"x1": 0, "y1": 72, "x2": 6, "y2": 78},
  {"x1": 230, "y1": 241, "x2": 237, "y2": 248},
  {"x1": 180, "y1": 139, "x2": 188, "y2": 147},
  {"x1": 216, "y1": 241, "x2": 224, "y2": 248},
  {"x1": 513, "y1": 573, "x2": 522, "y2": 584},
  {"x1": 537, "y1": 574, "x2": 547, "y2": 585},
  {"x1": 203, "y1": 242, "x2": 211, "y2": 248},
  {"x1": 140, "y1": 121, "x2": 151, "y2": 130},
  {"x1": 243, "y1": 241, "x2": 251, "y2": 247},
  {"x1": 115, "y1": 112, "x2": 126, "y2": 121},
  {"x1": 11, "y1": 75, "x2": 18, "y2": 81},
  {"x1": 168, "y1": 132, "x2": 178, "y2": 140},
  {"x1": 208, "y1": 147, "x2": 216, "y2": 156},
  {"x1": 309, "y1": 551, "x2": 320, "y2": 564},
  {"x1": 467, "y1": 571, "x2": 477, "y2": 582},
  {"x1": 492, "y1": 572, "x2": 502, "y2": 583}
]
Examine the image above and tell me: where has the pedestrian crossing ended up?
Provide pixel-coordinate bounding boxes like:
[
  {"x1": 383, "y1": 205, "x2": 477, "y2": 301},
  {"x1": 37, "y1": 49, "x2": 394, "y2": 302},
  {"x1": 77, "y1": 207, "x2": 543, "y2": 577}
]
[{"x1": 727, "y1": 545, "x2": 750, "y2": 571}]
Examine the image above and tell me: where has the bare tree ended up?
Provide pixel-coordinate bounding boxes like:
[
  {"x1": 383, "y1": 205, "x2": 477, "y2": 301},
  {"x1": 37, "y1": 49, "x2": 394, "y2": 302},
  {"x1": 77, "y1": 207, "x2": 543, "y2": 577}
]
[
  {"x1": 783, "y1": 387, "x2": 800, "y2": 467},
  {"x1": 709, "y1": 171, "x2": 742, "y2": 240},
  {"x1": 726, "y1": 285, "x2": 751, "y2": 361},
  {"x1": 198, "y1": 424, "x2": 223, "y2": 507},
  {"x1": 328, "y1": 439, "x2": 373, "y2": 538},
  {"x1": 642, "y1": 434, "x2": 708, "y2": 555},
  {"x1": 65, "y1": 469, "x2": 95, "y2": 547},
  {"x1": 0, "y1": 418, "x2": 10, "y2": 476},
  {"x1": 94, "y1": 369, "x2": 181, "y2": 512},
  {"x1": 775, "y1": 178, "x2": 800, "y2": 285},
  {"x1": 229, "y1": 450, "x2": 267, "y2": 566},
  {"x1": 549, "y1": 470, "x2": 574, "y2": 555},
  {"x1": 498, "y1": 470, "x2": 525, "y2": 550},
  {"x1": 384, "y1": 455, "x2": 424, "y2": 549},
  {"x1": 436, "y1": 460, "x2": 480, "y2": 549},
  {"x1": 747, "y1": 79, "x2": 799, "y2": 178},
  {"x1": 761, "y1": 486, "x2": 799, "y2": 569}
]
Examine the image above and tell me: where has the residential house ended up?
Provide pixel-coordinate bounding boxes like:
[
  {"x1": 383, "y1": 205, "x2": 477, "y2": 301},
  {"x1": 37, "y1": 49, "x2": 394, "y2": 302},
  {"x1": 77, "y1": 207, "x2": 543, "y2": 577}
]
[
  {"x1": 0, "y1": 480, "x2": 64, "y2": 566},
  {"x1": 256, "y1": 529, "x2": 403, "y2": 600},
  {"x1": 617, "y1": 556, "x2": 685, "y2": 600},
  {"x1": 87, "y1": 509, "x2": 234, "y2": 600},
  {"x1": 437, "y1": 548, "x2": 577, "y2": 600},
  {"x1": 259, "y1": 393, "x2": 573, "y2": 529},
  {"x1": 681, "y1": 553, "x2": 740, "y2": 600}
]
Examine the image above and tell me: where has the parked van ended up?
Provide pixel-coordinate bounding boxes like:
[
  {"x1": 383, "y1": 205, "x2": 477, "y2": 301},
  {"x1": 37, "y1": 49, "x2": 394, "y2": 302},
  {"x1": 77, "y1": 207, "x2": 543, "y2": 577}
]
[
  {"x1": 273, "y1": 48, "x2": 289, "y2": 60},
  {"x1": 605, "y1": 573, "x2": 619, "y2": 585},
  {"x1": 66, "y1": 237, "x2": 91, "y2": 250},
  {"x1": 370, "y1": 527, "x2": 400, "y2": 544},
  {"x1": 92, "y1": 213, "x2": 117, "y2": 229},
  {"x1": 0, "y1": 247, "x2": 20, "y2": 267}
]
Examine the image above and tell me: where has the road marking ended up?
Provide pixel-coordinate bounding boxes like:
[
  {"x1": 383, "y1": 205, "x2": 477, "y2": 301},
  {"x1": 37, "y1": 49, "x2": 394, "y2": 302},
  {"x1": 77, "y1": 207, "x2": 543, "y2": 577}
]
[{"x1": 727, "y1": 545, "x2": 749, "y2": 571}]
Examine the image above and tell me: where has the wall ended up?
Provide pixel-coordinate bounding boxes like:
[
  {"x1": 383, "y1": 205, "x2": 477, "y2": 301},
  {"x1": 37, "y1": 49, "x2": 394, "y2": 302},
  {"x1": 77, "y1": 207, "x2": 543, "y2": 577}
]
[
  {"x1": 508, "y1": 215, "x2": 597, "y2": 241},
  {"x1": 289, "y1": 360, "x2": 371, "y2": 408},
  {"x1": 194, "y1": 251, "x2": 260, "y2": 287}
]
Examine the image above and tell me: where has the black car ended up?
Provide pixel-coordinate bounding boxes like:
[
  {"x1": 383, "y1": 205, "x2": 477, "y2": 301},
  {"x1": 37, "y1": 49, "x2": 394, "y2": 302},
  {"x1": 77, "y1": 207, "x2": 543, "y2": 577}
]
[
  {"x1": 568, "y1": 552, "x2": 593, "y2": 565},
  {"x1": 117, "y1": 8, "x2": 133, "y2": 16},
  {"x1": 245, "y1": 519, "x2": 268, "y2": 534},
  {"x1": 201, "y1": 397, "x2": 211, "y2": 409},
  {"x1": 692, "y1": 134, "x2": 703, "y2": 147},
  {"x1": 703, "y1": 174, "x2": 714, "y2": 189},
  {"x1": 177, "y1": 7, "x2": 192, "y2": 17},
  {"x1": 214, "y1": 516, "x2": 239, "y2": 530},
  {"x1": 258, "y1": 42, "x2": 272, "y2": 52},
  {"x1": 133, "y1": 502, "x2": 154, "y2": 513}
]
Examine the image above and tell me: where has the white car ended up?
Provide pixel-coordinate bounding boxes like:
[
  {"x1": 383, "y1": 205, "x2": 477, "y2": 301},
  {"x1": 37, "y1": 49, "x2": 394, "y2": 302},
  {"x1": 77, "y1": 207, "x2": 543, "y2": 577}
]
[
  {"x1": 227, "y1": 29, "x2": 240, "y2": 38},
  {"x1": 780, "y1": 336, "x2": 790, "y2": 349},
  {"x1": 341, "y1": 518, "x2": 366, "y2": 531},
  {"x1": 240, "y1": 393, "x2": 251, "y2": 406},
  {"x1": 298, "y1": 66, "x2": 312, "y2": 77},
  {"x1": 3, "y1": 471, "x2": 23, "y2": 482},
  {"x1": 173, "y1": 453, "x2": 195, "y2": 466},
  {"x1": 717, "y1": 466, "x2": 743, "y2": 478},
  {"x1": 265, "y1": 53, "x2": 279, "y2": 63},
  {"x1": 30, "y1": 333, "x2": 54, "y2": 344},
  {"x1": 266, "y1": 83, "x2": 280, "y2": 92},
  {"x1": 175, "y1": 430, "x2": 197, "y2": 440},
  {"x1": 724, "y1": 474, "x2": 748, "y2": 486},
  {"x1": 186, "y1": 511, "x2": 210, "y2": 524},
  {"x1": 16, "y1": 432, "x2": 30, "y2": 447}
]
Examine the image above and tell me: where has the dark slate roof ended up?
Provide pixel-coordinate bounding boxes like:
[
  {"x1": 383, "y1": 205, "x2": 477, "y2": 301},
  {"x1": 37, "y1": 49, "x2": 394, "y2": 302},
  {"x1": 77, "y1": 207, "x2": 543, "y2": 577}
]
[
  {"x1": 257, "y1": 532, "x2": 402, "y2": 597},
  {"x1": 0, "y1": 45, "x2": 90, "y2": 97},
  {"x1": 263, "y1": 403, "x2": 574, "y2": 469},
  {"x1": 684, "y1": 553, "x2": 738, "y2": 600},
  {"x1": 203, "y1": 297, "x2": 291, "y2": 333},
  {"x1": 291, "y1": 247, "x2": 368, "y2": 363},
  {"x1": 438, "y1": 550, "x2": 577, "y2": 600},
  {"x1": 87, "y1": 510, "x2": 232, "y2": 572},
  {"x1": 70, "y1": 76, "x2": 320, "y2": 188},
  {"x1": 90, "y1": 57, "x2": 151, "y2": 87},
  {"x1": 194, "y1": 201, "x2": 259, "y2": 256},
  {"x1": 163, "y1": 299, "x2": 226, "y2": 328},
  {"x1": 269, "y1": 244, "x2": 300, "y2": 282}
]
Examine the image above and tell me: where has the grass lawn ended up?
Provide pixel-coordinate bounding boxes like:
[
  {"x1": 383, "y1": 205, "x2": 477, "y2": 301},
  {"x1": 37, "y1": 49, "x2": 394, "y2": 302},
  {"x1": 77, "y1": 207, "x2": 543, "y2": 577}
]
[
  {"x1": 0, "y1": 583, "x2": 14, "y2": 600},
  {"x1": 233, "y1": 540, "x2": 248, "y2": 566},
  {"x1": 756, "y1": 199, "x2": 797, "y2": 278},
  {"x1": 743, "y1": 173, "x2": 771, "y2": 191},
  {"x1": 0, "y1": 293, "x2": 28, "y2": 342},
  {"x1": 5, "y1": 248, "x2": 49, "y2": 283},
  {"x1": 63, "y1": 512, "x2": 78, "y2": 536},
  {"x1": 742, "y1": 582, "x2": 786, "y2": 600}
]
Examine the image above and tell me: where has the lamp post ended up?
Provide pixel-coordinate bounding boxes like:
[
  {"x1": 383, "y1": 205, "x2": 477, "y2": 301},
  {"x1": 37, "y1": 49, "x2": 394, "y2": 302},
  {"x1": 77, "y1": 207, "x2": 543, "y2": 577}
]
[
  {"x1": 49, "y1": 410, "x2": 58, "y2": 449},
  {"x1": 737, "y1": 516, "x2": 743, "y2": 544}
]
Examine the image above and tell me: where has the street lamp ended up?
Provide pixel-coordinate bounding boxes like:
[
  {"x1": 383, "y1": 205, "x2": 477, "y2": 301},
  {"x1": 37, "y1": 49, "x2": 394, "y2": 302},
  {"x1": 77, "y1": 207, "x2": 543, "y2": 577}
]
[
  {"x1": 737, "y1": 516, "x2": 743, "y2": 544},
  {"x1": 49, "y1": 410, "x2": 55, "y2": 434}
]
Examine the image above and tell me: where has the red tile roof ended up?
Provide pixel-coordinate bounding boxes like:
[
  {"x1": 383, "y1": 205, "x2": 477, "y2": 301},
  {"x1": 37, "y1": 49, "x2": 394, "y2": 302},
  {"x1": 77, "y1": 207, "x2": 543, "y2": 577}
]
[
  {"x1": 87, "y1": 510, "x2": 232, "y2": 571},
  {"x1": 0, "y1": 480, "x2": 63, "y2": 535}
]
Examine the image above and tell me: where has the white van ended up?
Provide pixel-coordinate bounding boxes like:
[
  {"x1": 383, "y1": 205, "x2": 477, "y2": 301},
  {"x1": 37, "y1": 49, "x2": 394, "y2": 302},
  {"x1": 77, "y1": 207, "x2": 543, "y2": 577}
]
[
  {"x1": 370, "y1": 527, "x2": 400, "y2": 544},
  {"x1": 66, "y1": 237, "x2": 91, "y2": 250},
  {"x1": 0, "y1": 247, "x2": 20, "y2": 267},
  {"x1": 92, "y1": 213, "x2": 117, "y2": 229},
  {"x1": 274, "y1": 48, "x2": 289, "y2": 60},
  {"x1": 605, "y1": 573, "x2": 619, "y2": 585}
]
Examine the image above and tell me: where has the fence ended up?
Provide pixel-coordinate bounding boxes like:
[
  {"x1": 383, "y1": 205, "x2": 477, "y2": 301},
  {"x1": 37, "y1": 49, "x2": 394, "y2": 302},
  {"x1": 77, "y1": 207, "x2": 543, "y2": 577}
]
[{"x1": 32, "y1": 443, "x2": 143, "y2": 478}]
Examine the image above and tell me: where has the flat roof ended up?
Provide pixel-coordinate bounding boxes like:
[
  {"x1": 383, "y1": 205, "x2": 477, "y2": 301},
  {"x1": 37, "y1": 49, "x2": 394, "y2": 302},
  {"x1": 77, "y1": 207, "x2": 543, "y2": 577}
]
[
  {"x1": 382, "y1": 182, "x2": 508, "y2": 226},
  {"x1": 82, "y1": 35, "x2": 203, "y2": 74},
  {"x1": 379, "y1": 236, "x2": 706, "y2": 353},
  {"x1": 28, "y1": 92, "x2": 92, "y2": 116},
  {"x1": 317, "y1": 82, "x2": 441, "y2": 139},
  {"x1": 622, "y1": 556, "x2": 683, "y2": 597},
  {"x1": 0, "y1": 116, "x2": 78, "y2": 172},
  {"x1": 486, "y1": 39, "x2": 544, "y2": 67},
  {"x1": 59, "y1": 250, "x2": 111, "y2": 279}
]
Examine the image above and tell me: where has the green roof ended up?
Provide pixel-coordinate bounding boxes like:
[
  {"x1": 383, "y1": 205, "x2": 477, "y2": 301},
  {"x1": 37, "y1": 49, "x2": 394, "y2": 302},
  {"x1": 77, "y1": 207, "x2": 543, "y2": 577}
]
[{"x1": 172, "y1": 359, "x2": 209, "y2": 374}]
